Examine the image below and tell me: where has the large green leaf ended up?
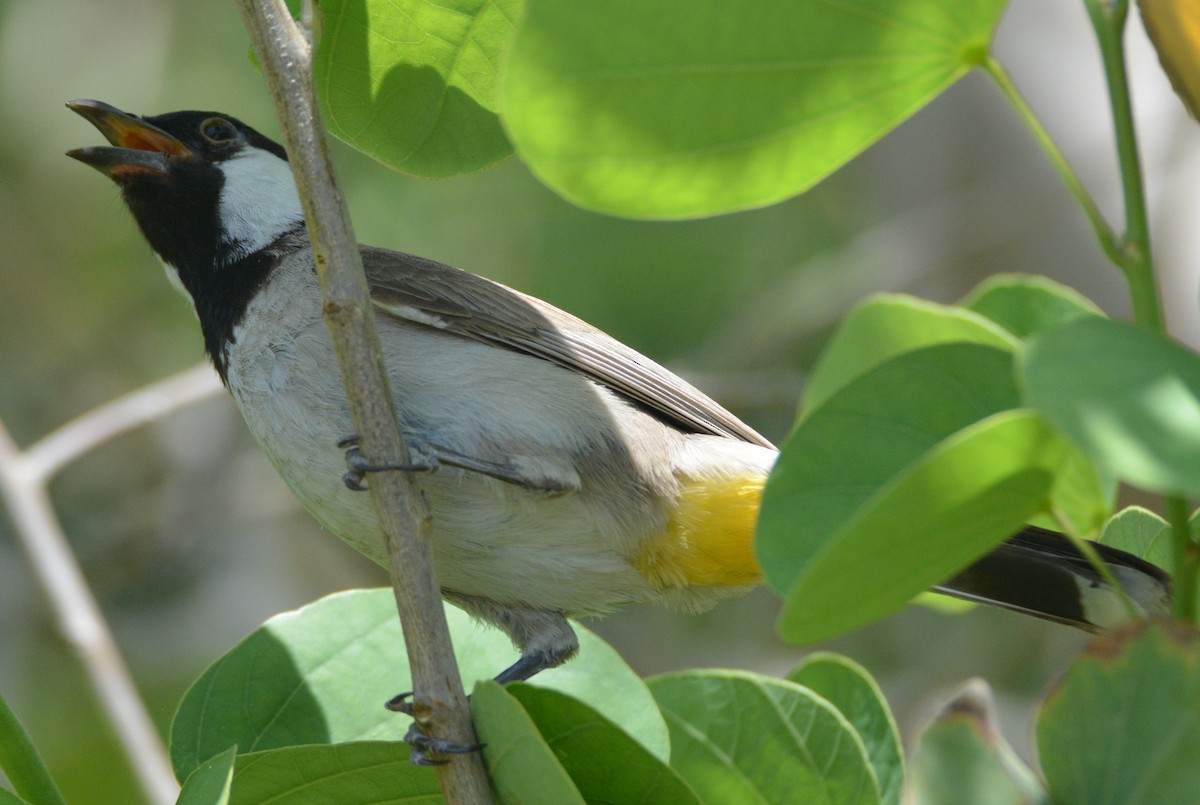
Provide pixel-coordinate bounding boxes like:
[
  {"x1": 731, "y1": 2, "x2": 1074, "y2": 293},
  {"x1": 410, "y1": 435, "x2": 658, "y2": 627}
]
[
  {"x1": 908, "y1": 680, "x2": 1044, "y2": 805},
  {"x1": 1021, "y1": 317, "x2": 1200, "y2": 496},
  {"x1": 473, "y1": 682, "x2": 584, "y2": 805},
  {"x1": 505, "y1": 0, "x2": 1009, "y2": 217},
  {"x1": 314, "y1": 0, "x2": 517, "y2": 176},
  {"x1": 759, "y1": 342, "x2": 1021, "y2": 597},
  {"x1": 1038, "y1": 622, "x2": 1200, "y2": 804},
  {"x1": 649, "y1": 671, "x2": 879, "y2": 804},
  {"x1": 789, "y1": 654, "x2": 903, "y2": 805},
  {"x1": 176, "y1": 747, "x2": 235, "y2": 805},
  {"x1": 170, "y1": 589, "x2": 665, "y2": 780},
  {"x1": 775, "y1": 410, "x2": 1068, "y2": 643},
  {"x1": 802, "y1": 295, "x2": 1016, "y2": 420},
  {"x1": 507, "y1": 685, "x2": 700, "y2": 803},
  {"x1": 230, "y1": 743, "x2": 439, "y2": 805}
]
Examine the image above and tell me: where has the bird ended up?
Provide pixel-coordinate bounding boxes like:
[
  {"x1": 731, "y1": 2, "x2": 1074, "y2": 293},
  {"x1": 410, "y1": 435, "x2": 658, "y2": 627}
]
[{"x1": 67, "y1": 98, "x2": 1172, "y2": 689}]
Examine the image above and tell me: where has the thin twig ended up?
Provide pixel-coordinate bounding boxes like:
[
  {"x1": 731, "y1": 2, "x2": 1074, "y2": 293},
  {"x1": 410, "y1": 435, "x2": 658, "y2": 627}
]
[
  {"x1": 0, "y1": 414, "x2": 180, "y2": 805},
  {"x1": 24, "y1": 363, "x2": 221, "y2": 483},
  {"x1": 234, "y1": 1, "x2": 492, "y2": 801}
]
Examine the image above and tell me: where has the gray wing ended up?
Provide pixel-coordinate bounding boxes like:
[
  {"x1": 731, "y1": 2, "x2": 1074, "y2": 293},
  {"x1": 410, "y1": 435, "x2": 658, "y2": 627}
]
[{"x1": 361, "y1": 247, "x2": 774, "y2": 448}]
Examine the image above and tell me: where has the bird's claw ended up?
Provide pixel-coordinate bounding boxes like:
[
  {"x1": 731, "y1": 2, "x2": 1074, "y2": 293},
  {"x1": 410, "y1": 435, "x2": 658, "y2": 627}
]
[
  {"x1": 404, "y1": 722, "x2": 484, "y2": 766},
  {"x1": 339, "y1": 436, "x2": 439, "y2": 491},
  {"x1": 389, "y1": 692, "x2": 484, "y2": 765}
]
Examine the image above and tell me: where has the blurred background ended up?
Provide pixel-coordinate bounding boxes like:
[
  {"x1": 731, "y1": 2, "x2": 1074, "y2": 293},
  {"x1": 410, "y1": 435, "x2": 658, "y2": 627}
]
[{"x1": 2, "y1": 1, "x2": 1199, "y2": 801}]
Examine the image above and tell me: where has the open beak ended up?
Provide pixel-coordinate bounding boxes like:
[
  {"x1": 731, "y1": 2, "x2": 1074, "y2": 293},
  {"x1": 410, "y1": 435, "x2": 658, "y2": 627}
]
[{"x1": 66, "y1": 99, "x2": 194, "y2": 178}]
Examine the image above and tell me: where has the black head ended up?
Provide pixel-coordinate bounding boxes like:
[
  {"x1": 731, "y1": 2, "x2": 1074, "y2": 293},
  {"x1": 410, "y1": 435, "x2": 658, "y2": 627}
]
[{"x1": 68, "y1": 99, "x2": 306, "y2": 378}]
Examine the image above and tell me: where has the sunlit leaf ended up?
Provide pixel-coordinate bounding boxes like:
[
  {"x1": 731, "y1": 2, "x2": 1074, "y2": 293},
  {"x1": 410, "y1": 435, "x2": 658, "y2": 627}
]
[
  {"x1": 1021, "y1": 317, "x2": 1200, "y2": 496},
  {"x1": 314, "y1": 0, "x2": 517, "y2": 176},
  {"x1": 505, "y1": 0, "x2": 1008, "y2": 217},
  {"x1": 507, "y1": 685, "x2": 700, "y2": 803},
  {"x1": 789, "y1": 653, "x2": 903, "y2": 805},
  {"x1": 473, "y1": 682, "x2": 583, "y2": 805},
  {"x1": 802, "y1": 295, "x2": 1015, "y2": 420},
  {"x1": 231, "y1": 743, "x2": 438, "y2": 804},
  {"x1": 773, "y1": 410, "x2": 1067, "y2": 643},
  {"x1": 649, "y1": 671, "x2": 879, "y2": 804},
  {"x1": 171, "y1": 589, "x2": 665, "y2": 780}
]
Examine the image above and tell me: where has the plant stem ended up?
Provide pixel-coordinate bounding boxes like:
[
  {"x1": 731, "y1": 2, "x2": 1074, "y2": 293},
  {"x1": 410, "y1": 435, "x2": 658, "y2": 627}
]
[
  {"x1": 1084, "y1": 0, "x2": 1164, "y2": 332},
  {"x1": 982, "y1": 56, "x2": 1124, "y2": 268},
  {"x1": 235, "y1": 1, "x2": 492, "y2": 800},
  {"x1": 1165, "y1": 497, "x2": 1197, "y2": 620},
  {"x1": 1084, "y1": 0, "x2": 1200, "y2": 622}
]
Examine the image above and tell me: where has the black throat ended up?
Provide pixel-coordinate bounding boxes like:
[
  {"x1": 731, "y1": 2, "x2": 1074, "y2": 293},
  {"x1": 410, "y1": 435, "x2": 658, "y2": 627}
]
[{"x1": 184, "y1": 228, "x2": 307, "y2": 383}]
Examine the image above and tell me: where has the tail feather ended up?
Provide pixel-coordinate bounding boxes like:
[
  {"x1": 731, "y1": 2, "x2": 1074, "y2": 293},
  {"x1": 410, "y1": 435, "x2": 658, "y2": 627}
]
[{"x1": 935, "y1": 526, "x2": 1173, "y2": 631}]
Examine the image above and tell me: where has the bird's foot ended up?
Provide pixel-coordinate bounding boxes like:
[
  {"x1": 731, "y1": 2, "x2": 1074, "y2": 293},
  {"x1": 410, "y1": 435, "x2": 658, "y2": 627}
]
[
  {"x1": 387, "y1": 692, "x2": 483, "y2": 766},
  {"x1": 338, "y1": 435, "x2": 438, "y2": 491}
]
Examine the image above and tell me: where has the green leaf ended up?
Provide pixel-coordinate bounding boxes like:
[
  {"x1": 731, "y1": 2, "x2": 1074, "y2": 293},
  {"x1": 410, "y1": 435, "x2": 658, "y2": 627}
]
[
  {"x1": 1038, "y1": 622, "x2": 1200, "y2": 805},
  {"x1": 0, "y1": 693, "x2": 66, "y2": 805},
  {"x1": 0, "y1": 790, "x2": 31, "y2": 805},
  {"x1": 1046, "y1": 447, "x2": 1112, "y2": 538},
  {"x1": 648, "y1": 670, "x2": 879, "y2": 804},
  {"x1": 802, "y1": 295, "x2": 1016, "y2": 420},
  {"x1": 176, "y1": 746, "x2": 235, "y2": 805},
  {"x1": 772, "y1": 409, "x2": 1068, "y2": 643},
  {"x1": 1021, "y1": 317, "x2": 1200, "y2": 496},
  {"x1": 909, "y1": 680, "x2": 1044, "y2": 805},
  {"x1": 505, "y1": 0, "x2": 1008, "y2": 217},
  {"x1": 760, "y1": 343, "x2": 1021, "y2": 597},
  {"x1": 314, "y1": 0, "x2": 517, "y2": 176},
  {"x1": 230, "y1": 743, "x2": 439, "y2": 804},
  {"x1": 1100, "y1": 506, "x2": 1171, "y2": 568},
  {"x1": 171, "y1": 589, "x2": 665, "y2": 780},
  {"x1": 507, "y1": 685, "x2": 701, "y2": 803},
  {"x1": 960, "y1": 273, "x2": 1104, "y2": 339},
  {"x1": 473, "y1": 682, "x2": 584, "y2": 805},
  {"x1": 789, "y1": 653, "x2": 903, "y2": 805}
]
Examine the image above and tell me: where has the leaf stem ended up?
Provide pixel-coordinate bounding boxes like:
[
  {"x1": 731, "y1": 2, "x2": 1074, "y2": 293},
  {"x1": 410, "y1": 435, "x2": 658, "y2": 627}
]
[{"x1": 981, "y1": 56, "x2": 1124, "y2": 267}]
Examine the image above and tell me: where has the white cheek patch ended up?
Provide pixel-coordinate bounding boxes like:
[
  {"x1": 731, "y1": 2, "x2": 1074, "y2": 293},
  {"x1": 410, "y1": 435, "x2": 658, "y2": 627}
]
[{"x1": 217, "y1": 148, "x2": 304, "y2": 262}]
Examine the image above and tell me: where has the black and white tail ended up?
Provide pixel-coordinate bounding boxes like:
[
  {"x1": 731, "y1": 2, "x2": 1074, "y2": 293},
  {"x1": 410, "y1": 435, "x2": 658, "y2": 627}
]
[{"x1": 937, "y1": 526, "x2": 1172, "y2": 631}]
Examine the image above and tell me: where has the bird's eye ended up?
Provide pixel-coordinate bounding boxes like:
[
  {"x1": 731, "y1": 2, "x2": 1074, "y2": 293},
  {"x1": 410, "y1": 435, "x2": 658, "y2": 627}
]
[{"x1": 200, "y1": 118, "x2": 237, "y2": 144}]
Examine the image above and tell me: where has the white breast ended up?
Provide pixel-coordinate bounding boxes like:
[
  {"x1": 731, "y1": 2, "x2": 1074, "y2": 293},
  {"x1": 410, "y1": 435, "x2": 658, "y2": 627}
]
[{"x1": 221, "y1": 254, "x2": 680, "y2": 616}]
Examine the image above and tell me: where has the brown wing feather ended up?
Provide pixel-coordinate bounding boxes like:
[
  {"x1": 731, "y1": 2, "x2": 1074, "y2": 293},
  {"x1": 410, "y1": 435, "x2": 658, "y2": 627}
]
[{"x1": 361, "y1": 247, "x2": 773, "y2": 448}]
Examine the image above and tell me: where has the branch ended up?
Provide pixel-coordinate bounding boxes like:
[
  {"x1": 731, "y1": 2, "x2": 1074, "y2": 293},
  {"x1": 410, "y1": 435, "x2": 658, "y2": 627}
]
[
  {"x1": 24, "y1": 363, "x2": 221, "y2": 483},
  {"x1": 233, "y1": 1, "x2": 492, "y2": 800},
  {"x1": 0, "y1": 414, "x2": 179, "y2": 805}
]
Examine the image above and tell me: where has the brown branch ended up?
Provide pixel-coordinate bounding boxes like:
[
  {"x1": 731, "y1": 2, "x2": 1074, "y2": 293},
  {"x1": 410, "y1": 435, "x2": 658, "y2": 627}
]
[{"x1": 233, "y1": 1, "x2": 492, "y2": 801}]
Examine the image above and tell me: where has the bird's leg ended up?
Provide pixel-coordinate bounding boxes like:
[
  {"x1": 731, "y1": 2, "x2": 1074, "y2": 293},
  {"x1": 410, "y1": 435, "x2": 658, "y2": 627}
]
[
  {"x1": 338, "y1": 434, "x2": 438, "y2": 491},
  {"x1": 384, "y1": 605, "x2": 579, "y2": 764},
  {"x1": 338, "y1": 435, "x2": 579, "y2": 494}
]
